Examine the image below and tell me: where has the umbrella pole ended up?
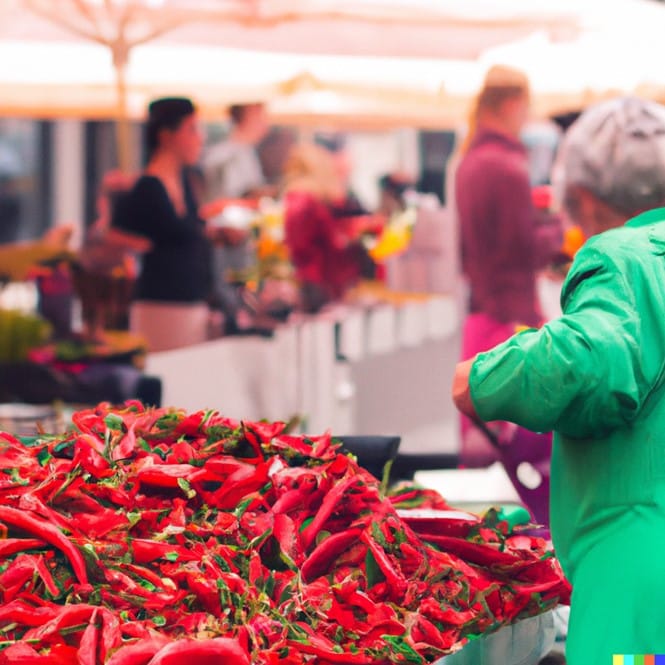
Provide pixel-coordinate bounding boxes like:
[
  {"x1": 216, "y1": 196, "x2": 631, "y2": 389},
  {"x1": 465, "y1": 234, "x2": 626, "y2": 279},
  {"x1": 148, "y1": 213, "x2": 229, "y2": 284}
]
[
  {"x1": 113, "y1": 42, "x2": 133, "y2": 174},
  {"x1": 115, "y1": 63, "x2": 132, "y2": 173}
]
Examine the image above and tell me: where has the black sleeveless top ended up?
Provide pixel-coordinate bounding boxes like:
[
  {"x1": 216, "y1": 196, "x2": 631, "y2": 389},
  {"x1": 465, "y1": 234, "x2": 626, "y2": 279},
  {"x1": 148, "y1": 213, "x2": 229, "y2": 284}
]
[{"x1": 113, "y1": 172, "x2": 212, "y2": 303}]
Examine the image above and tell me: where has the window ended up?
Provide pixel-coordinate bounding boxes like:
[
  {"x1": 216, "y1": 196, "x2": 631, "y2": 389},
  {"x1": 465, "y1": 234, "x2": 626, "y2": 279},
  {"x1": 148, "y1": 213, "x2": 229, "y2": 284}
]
[{"x1": 0, "y1": 119, "x2": 51, "y2": 243}]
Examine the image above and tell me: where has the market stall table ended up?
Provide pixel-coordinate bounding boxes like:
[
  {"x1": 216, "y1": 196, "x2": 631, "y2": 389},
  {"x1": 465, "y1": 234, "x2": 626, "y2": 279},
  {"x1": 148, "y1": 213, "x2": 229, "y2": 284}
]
[
  {"x1": 146, "y1": 295, "x2": 461, "y2": 454},
  {"x1": 0, "y1": 402, "x2": 570, "y2": 663}
]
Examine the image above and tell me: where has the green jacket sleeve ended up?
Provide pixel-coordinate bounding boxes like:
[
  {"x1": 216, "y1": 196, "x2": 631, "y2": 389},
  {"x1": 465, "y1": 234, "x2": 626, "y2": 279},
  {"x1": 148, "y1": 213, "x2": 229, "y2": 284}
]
[{"x1": 469, "y1": 241, "x2": 648, "y2": 439}]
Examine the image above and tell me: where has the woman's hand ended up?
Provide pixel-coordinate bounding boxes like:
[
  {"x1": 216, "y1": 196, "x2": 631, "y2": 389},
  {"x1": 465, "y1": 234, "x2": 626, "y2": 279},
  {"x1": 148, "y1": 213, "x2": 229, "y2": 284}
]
[
  {"x1": 206, "y1": 226, "x2": 249, "y2": 247},
  {"x1": 199, "y1": 198, "x2": 259, "y2": 221},
  {"x1": 452, "y1": 358, "x2": 478, "y2": 419},
  {"x1": 104, "y1": 228, "x2": 152, "y2": 253},
  {"x1": 42, "y1": 224, "x2": 74, "y2": 249}
]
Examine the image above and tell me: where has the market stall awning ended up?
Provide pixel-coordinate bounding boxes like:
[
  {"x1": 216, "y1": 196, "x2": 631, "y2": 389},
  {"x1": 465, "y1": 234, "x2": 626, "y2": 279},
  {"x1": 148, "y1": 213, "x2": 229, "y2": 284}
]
[
  {"x1": 1, "y1": 0, "x2": 582, "y2": 60},
  {"x1": 0, "y1": 0, "x2": 664, "y2": 132}
]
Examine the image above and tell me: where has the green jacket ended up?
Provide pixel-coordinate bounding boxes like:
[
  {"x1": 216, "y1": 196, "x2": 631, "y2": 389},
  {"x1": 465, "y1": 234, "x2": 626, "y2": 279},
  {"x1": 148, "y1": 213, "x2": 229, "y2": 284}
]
[{"x1": 469, "y1": 208, "x2": 665, "y2": 664}]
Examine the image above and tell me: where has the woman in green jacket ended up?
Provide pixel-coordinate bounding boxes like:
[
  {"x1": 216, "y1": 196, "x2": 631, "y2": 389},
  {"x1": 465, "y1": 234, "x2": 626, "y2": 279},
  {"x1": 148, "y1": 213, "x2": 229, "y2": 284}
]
[{"x1": 453, "y1": 97, "x2": 665, "y2": 665}]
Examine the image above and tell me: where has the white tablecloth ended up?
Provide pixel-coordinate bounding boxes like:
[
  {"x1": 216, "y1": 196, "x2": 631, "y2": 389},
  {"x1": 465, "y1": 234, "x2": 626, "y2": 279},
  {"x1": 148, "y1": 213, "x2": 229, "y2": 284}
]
[{"x1": 146, "y1": 296, "x2": 461, "y2": 453}]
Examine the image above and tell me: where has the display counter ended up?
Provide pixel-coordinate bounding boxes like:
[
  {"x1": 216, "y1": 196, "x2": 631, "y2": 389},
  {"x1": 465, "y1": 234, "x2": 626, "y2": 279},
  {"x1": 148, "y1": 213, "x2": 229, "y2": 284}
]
[{"x1": 146, "y1": 294, "x2": 460, "y2": 453}]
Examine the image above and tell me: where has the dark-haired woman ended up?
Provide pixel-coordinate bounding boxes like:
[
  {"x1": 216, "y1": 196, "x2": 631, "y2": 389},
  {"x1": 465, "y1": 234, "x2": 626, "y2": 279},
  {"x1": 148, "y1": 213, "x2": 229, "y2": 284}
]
[{"x1": 112, "y1": 97, "x2": 212, "y2": 351}]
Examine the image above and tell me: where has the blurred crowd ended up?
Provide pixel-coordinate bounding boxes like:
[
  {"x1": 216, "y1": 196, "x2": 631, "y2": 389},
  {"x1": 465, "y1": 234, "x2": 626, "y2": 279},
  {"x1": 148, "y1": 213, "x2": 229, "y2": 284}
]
[
  {"x1": 5, "y1": 61, "x2": 665, "y2": 664},
  {"x1": 1, "y1": 65, "x2": 653, "y2": 369},
  {"x1": 1, "y1": 97, "x2": 420, "y2": 352}
]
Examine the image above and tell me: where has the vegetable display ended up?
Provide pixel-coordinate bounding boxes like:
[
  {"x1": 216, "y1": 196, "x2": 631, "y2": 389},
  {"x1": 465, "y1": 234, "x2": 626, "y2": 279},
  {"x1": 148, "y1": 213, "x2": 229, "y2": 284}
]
[
  {"x1": 0, "y1": 403, "x2": 569, "y2": 663},
  {"x1": 0, "y1": 310, "x2": 52, "y2": 363}
]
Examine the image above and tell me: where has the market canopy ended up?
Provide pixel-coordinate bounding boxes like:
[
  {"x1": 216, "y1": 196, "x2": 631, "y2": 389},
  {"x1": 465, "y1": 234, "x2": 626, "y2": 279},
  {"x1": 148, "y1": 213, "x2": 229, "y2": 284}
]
[
  {"x1": 2, "y1": 0, "x2": 582, "y2": 59},
  {"x1": 0, "y1": 0, "x2": 665, "y2": 134}
]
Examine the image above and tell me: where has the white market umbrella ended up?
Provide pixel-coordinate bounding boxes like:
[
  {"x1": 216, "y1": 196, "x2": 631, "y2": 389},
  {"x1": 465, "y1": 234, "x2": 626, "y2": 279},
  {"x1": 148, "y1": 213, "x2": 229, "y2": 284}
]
[
  {"x1": 0, "y1": 0, "x2": 582, "y2": 168},
  {"x1": 3, "y1": 1, "x2": 582, "y2": 60},
  {"x1": 2, "y1": 1, "x2": 665, "y2": 143},
  {"x1": 480, "y1": 0, "x2": 665, "y2": 116},
  {"x1": 3, "y1": 0, "x2": 219, "y2": 170}
]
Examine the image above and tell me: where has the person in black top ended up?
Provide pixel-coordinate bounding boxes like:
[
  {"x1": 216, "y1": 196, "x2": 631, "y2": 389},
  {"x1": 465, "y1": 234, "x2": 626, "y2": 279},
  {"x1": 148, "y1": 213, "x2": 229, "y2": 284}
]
[{"x1": 112, "y1": 97, "x2": 213, "y2": 351}]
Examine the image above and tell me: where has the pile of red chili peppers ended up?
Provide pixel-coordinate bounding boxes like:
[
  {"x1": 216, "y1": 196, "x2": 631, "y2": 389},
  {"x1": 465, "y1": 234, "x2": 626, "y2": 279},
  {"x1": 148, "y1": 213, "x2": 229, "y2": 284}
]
[{"x1": 0, "y1": 402, "x2": 570, "y2": 664}]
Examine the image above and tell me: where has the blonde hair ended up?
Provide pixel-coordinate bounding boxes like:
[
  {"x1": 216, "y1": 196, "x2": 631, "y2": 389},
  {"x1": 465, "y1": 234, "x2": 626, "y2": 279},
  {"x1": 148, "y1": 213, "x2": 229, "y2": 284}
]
[
  {"x1": 282, "y1": 142, "x2": 345, "y2": 202},
  {"x1": 459, "y1": 65, "x2": 530, "y2": 155}
]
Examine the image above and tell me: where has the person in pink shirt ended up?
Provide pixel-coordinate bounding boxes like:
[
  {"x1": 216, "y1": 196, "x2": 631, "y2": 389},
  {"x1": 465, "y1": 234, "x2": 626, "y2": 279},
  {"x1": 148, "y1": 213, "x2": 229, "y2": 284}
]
[
  {"x1": 283, "y1": 141, "x2": 378, "y2": 312},
  {"x1": 454, "y1": 66, "x2": 561, "y2": 522}
]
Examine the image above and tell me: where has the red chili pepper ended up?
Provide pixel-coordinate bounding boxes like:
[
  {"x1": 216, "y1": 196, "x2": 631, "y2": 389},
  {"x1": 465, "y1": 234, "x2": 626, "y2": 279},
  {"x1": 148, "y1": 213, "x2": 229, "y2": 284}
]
[
  {"x1": 72, "y1": 509, "x2": 129, "y2": 539},
  {"x1": 130, "y1": 539, "x2": 197, "y2": 565},
  {"x1": 104, "y1": 569, "x2": 186, "y2": 611},
  {"x1": 301, "y1": 475, "x2": 362, "y2": 550},
  {"x1": 173, "y1": 411, "x2": 207, "y2": 437},
  {"x1": 267, "y1": 435, "x2": 320, "y2": 460},
  {"x1": 398, "y1": 541, "x2": 427, "y2": 577},
  {"x1": 0, "y1": 644, "x2": 40, "y2": 663},
  {"x1": 164, "y1": 440, "x2": 197, "y2": 464},
  {"x1": 71, "y1": 409, "x2": 105, "y2": 436},
  {"x1": 0, "y1": 599, "x2": 59, "y2": 626},
  {"x1": 271, "y1": 488, "x2": 309, "y2": 515},
  {"x1": 106, "y1": 635, "x2": 172, "y2": 665},
  {"x1": 73, "y1": 437, "x2": 112, "y2": 478},
  {"x1": 52, "y1": 487, "x2": 106, "y2": 514},
  {"x1": 248, "y1": 550, "x2": 264, "y2": 586},
  {"x1": 0, "y1": 557, "x2": 42, "y2": 601},
  {"x1": 111, "y1": 421, "x2": 138, "y2": 461},
  {"x1": 87, "y1": 484, "x2": 135, "y2": 508},
  {"x1": 239, "y1": 510, "x2": 273, "y2": 542},
  {"x1": 0, "y1": 403, "x2": 571, "y2": 664},
  {"x1": 419, "y1": 597, "x2": 477, "y2": 627},
  {"x1": 136, "y1": 463, "x2": 201, "y2": 488},
  {"x1": 23, "y1": 604, "x2": 99, "y2": 642},
  {"x1": 73, "y1": 431, "x2": 107, "y2": 455},
  {"x1": 411, "y1": 614, "x2": 458, "y2": 651},
  {"x1": 123, "y1": 563, "x2": 169, "y2": 592},
  {"x1": 0, "y1": 538, "x2": 46, "y2": 557},
  {"x1": 301, "y1": 528, "x2": 363, "y2": 582},
  {"x1": 17, "y1": 493, "x2": 73, "y2": 533},
  {"x1": 0, "y1": 506, "x2": 89, "y2": 585},
  {"x1": 286, "y1": 636, "x2": 375, "y2": 664},
  {"x1": 119, "y1": 622, "x2": 152, "y2": 641},
  {"x1": 99, "y1": 608, "x2": 123, "y2": 663},
  {"x1": 78, "y1": 607, "x2": 99, "y2": 665},
  {"x1": 145, "y1": 637, "x2": 250, "y2": 664},
  {"x1": 30, "y1": 553, "x2": 61, "y2": 597},
  {"x1": 208, "y1": 461, "x2": 271, "y2": 510},
  {"x1": 202, "y1": 456, "x2": 257, "y2": 478},
  {"x1": 421, "y1": 534, "x2": 519, "y2": 567},
  {"x1": 272, "y1": 513, "x2": 302, "y2": 566},
  {"x1": 244, "y1": 421, "x2": 286, "y2": 443},
  {"x1": 328, "y1": 595, "x2": 369, "y2": 632},
  {"x1": 358, "y1": 618, "x2": 406, "y2": 647}
]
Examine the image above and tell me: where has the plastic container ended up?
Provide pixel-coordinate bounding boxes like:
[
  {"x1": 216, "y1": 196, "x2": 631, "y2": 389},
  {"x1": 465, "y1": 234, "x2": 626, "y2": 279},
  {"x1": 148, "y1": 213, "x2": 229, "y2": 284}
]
[
  {"x1": 436, "y1": 611, "x2": 556, "y2": 665},
  {"x1": 0, "y1": 403, "x2": 63, "y2": 436}
]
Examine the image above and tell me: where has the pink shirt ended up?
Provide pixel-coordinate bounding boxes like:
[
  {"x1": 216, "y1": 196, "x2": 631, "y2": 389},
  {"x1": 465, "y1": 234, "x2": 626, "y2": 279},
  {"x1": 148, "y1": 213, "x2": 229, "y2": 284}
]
[{"x1": 455, "y1": 128, "x2": 561, "y2": 326}]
